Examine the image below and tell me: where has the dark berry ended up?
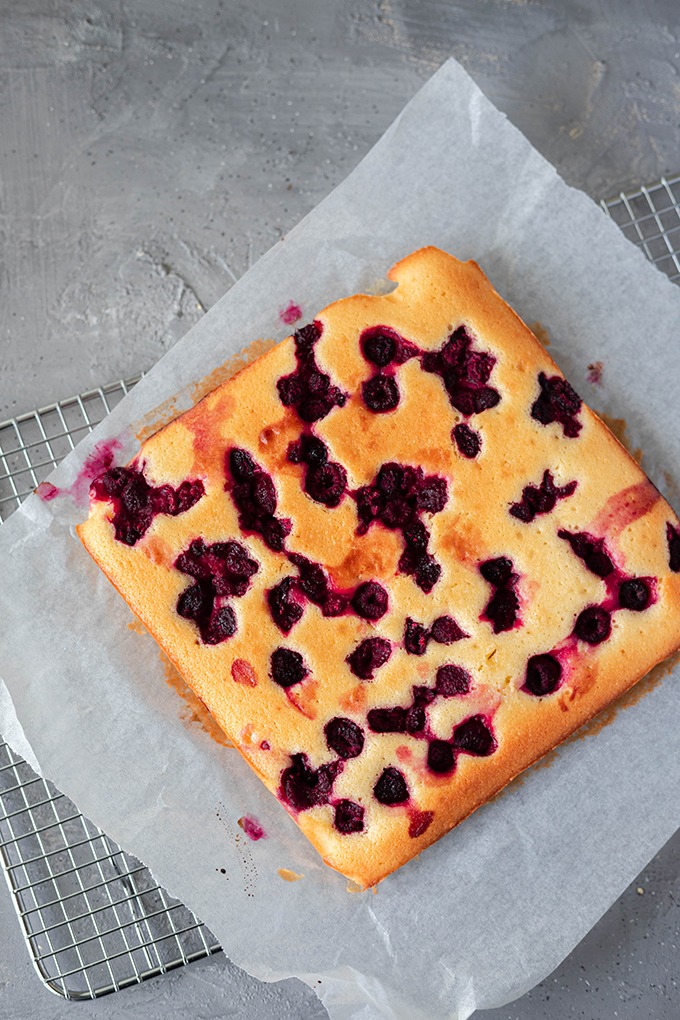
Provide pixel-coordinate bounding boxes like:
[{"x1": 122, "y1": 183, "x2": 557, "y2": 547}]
[
  {"x1": 367, "y1": 707, "x2": 407, "y2": 733},
  {"x1": 177, "y1": 583, "x2": 209, "y2": 621},
  {"x1": 404, "y1": 618, "x2": 429, "y2": 655},
  {"x1": 574, "y1": 605, "x2": 612, "y2": 644},
  {"x1": 229, "y1": 448, "x2": 256, "y2": 481},
  {"x1": 361, "y1": 329, "x2": 397, "y2": 367},
  {"x1": 557, "y1": 530, "x2": 614, "y2": 578},
  {"x1": 510, "y1": 470, "x2": 577, "y2": 523},
  {"x1": 346, "y1": 637, "x2": 392, "y2": 680},
  {"x1": 381, "y1": 498, "x2": 412, "y2": 530},
  {"x1": 353, "y1": 462, "x2": 447, "y2": 592},
  {"x1": 362, "y1": 374, "x2": 400, "y2": 413},
  {"x1": 304, "y1": 462, "x2": 347, "y2": 507},
  {"x1": 450, "y1": 386, "x2": 500, "y2": 416},
  {"x1": 453, "y1": 716, "x2": 496, "y2": 756},
  {"x1": 618, "y1": 578, "x2": 652, "y2": 612},
  {"x1": 416, "y1": 477, "x2": 448, "y2": 514},
  {"x1": 525, "y1": 654, "x2": 562, "y2": 696},
  {"x1": 452, "y1": 423, "x2": 481, "y2": 458},
  {"x1": 270, "y1": 647, "x2": 308, "y2": 688},
  {"x1": 267, "y1": 577, "x2": 304, "y2": 633},
  {"x1": 430, "y1": 616, "x2": 467, "y2": 644},
  {"x1": 263, "y1": 517, "x2": 291, "y2": 553},
  {"x1": 202, "y1": 605, "x2": 237, "y2": 644},
  {"x1": 226, "y1": 448, "x2": 290, "y2": 552},
  {"x1": 294, "y1": 321, "x2": 322, "y2": 349},
  {"x1": 280, "y1": 753, "x2": 340, "y2": 811},
  {"x1": 322, "y1": 592, "x2": 349, "y2": 617},
  {"x1": 351, "y1": 581, "x2": 388, "y2": 620},
  {"x1": 403, "y1": 518, "x2": 429, "y2": 551},
  {"x1": 422, "y1": 327, "x2": 500, "y2": 417},
  {"x1": 355, "y1": 484, "x2": 384, "y2": 531},
  {"x1": 427, "y1": 740, "x2": 455, "y2": 774},
  {"x1": 464, "y1": 351, "x2": 495, "y2": 387},
  {"x1": 485, "y1": 588, "x2": 520, "y2": 633},
  {"x1": 531, "y1": 372, "x2": 582, "y2": 438},
  {"x1": 91, "y1": 464, "x2": 204, "y2": 546},
  {"x1": 667, "y1": 522, "x2": 680, "y2": 572},
  {"x1": 251, "y1": 474, "x2": 276, "y2": 515},
  {"x1": 435, "y1": 664, "x2": 472, "y2": 697},
  {"x1": 414, "y1": 554, "x2": 442, "y2": 593},
  {"x1": 480, "y1": 557, "x2": 514, "y2": 588},
  {"x1": 377, "y1": 462, "x2": 402, "y2": 495},
  {"x1": 174, "y1": 539, "x2": 257, "y2": 644},
  {"x1": 405, "y1": 704, "x2": 426, "y2": 734},
  {"x1": 276, "y1": 321, "x2": 346, "y2": 421},
  {"x1": 222, "y1": 541, "x2": 258, "y2": 578},
  {"x1": 290, "y1": 555, "x2": 329, "y2": 604},
  {"x1": 298, "y1": 434, "x2": 328, "y2": 466},
  {"x1": 324, "y1": 717, "x2": 365, "y2": 759},
  {"x1": 374, "y1": 767, "x2": 409, "y2": 805},
  {"x1": 334, "y1": 799, "x2": 365, "y2": 834},
  {"x1": 277, "y1": 376, "x2": 302, "y2": 407}
]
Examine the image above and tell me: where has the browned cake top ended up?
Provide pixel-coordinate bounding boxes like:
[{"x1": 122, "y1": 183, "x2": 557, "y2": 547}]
[{"x1": 77, "y1": 248, "x2": 680, "y2": 888}]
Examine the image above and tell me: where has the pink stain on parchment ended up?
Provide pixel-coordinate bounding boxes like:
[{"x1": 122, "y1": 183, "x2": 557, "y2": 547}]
[
  {"x1": 280, "y1": 302, "x2": 302, "y2": 325},
  {"x1": 36, "y1": 438, "x2": 123, "y2": 505},
  {"x1": 587, "y1": 361, "x2": 604, "y2": 385},
  {"x1": 239, "y1": 815, "x2": 268, "y2": 842}
]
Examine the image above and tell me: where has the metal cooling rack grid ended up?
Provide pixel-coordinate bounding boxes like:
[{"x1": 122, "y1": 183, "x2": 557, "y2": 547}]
[
  {"x1": 0, "y1": 377, "x2": 220, "y2": 999},
  {"x1": 601, "y1": 173, "x2": 680, "y2": 280},
  {"x1": 0, "y1": 174, "x2": 678, "y2": 1000}
]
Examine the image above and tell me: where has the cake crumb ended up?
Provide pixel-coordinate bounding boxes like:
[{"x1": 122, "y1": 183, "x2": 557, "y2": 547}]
[
  {"x1": 528, "y1": 321, "x2": 551, "y2": 347},
  {"x1": 278, "y1": 868, "x2": 304, "y2": 882},
  {"x1": 636, "y1": 886, "x2": 645, "y2": 895}
]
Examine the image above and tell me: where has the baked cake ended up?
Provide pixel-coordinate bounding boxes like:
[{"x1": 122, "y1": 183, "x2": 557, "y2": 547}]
[{"x1": 77, "y1": 248, "x2": 680, "y2": 889}]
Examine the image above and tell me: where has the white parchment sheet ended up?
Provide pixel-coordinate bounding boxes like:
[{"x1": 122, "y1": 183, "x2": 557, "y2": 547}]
[{"x1": 2, "y1": 59, "x2": 680, "y2": 1020}]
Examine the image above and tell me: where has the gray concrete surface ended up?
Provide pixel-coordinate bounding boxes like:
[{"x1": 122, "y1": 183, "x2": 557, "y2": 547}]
[{"x1": 2, "y1": 0, "x2": 680, "y2": 1016}]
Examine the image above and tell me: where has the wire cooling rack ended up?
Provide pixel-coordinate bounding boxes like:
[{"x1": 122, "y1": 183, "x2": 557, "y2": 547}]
[
  {"x1": 0, "y1": 174, "x2": 679, "y2": 1000},
  {"x1": 600, "y1": 173, "x2": 680, "y2": 280},
  {"x1": 0, "y1": 379, "x2": 221, "y2": 999}
]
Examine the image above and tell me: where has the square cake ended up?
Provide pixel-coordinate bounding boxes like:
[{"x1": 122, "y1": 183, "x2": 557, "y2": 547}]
[{"x1": 78, "y1": 247, "x2": 680, "y2": 888}]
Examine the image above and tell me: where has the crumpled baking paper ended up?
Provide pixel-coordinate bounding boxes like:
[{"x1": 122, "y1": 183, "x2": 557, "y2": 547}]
[{"x1": 2, "y1": 58, "x2": 680, "y2": 1020}]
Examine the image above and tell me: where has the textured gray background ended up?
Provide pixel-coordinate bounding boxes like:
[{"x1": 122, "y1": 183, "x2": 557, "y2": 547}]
[{"x1": 2, "y1": 0, "x2": 680, "y2": 1017}]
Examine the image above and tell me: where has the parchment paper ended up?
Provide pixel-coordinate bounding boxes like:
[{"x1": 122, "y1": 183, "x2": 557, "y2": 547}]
[{"x1": 2, "y1": 59, "x2": 680, "y2": 1020}]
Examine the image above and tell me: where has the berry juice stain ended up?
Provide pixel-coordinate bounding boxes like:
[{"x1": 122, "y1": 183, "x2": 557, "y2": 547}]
[
  {"x1": 42, "y1": 438, "x2": 125, "y2": 504},
  {"x1": 238, "y1": 816, "x2": 268, "y2": 841},
  {"x1": 280, "y1": 302, "x2": 302, "y2": 325}
]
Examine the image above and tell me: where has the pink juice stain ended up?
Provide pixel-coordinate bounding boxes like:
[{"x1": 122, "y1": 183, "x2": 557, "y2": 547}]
[
  {"x1": 280, "y1": 302, "x2": 302, "y2": 325},
  {"x1": 36, "y1": 438, "x2": 123, "y2": 505},
  {"x1": 238, "y1": 815, "x2": 268, "y2": 841},
  {"x1": 591, "y1": 480, "x2": 660, "y2": 540},
  {"x1": 587, "y1": 361, "x2": 604, "y2": 385},
  {"x1": 36, "y1": 481, "x2": 60, "y2": 501}
]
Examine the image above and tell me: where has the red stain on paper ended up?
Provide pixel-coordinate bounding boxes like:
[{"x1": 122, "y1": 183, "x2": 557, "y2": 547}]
[
  {"x1": 36, "y1": 481, "x2": 59, "y2": 501},
  {"x1": 587, "y1": 361, "x2": 603, "y2": 385},
  {"x1": 280, "y1": 302, "x2": 302, "y2": 325},
  {"x1": 37, "y1": 438, "x2": 123, "y2": 505},
  {"x1": 238, "y1": 816, "x2": 268, "y2": 841}
]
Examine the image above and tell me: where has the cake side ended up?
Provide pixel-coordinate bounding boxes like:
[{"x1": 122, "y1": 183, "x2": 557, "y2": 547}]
[{"x1": 77, "y1": 247, "x2": 680, "y2": 888}]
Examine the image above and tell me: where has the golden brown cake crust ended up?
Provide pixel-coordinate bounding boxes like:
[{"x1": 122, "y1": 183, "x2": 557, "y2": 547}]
[{"x1": 78, "y1": 248, "x2": 680, "y2": 889}]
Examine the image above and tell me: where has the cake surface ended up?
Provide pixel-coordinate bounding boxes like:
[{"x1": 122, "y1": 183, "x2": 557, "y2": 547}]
[{"x1": 78, "y1": 247, "x2": 680, "y2": 888}]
